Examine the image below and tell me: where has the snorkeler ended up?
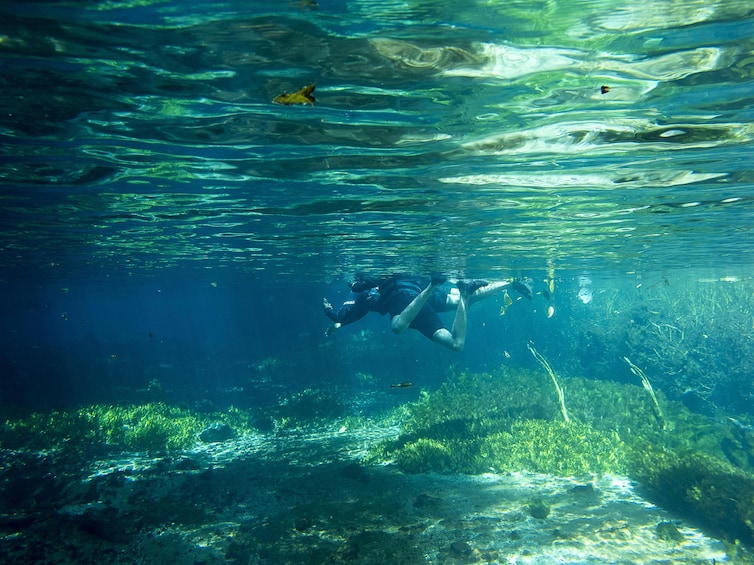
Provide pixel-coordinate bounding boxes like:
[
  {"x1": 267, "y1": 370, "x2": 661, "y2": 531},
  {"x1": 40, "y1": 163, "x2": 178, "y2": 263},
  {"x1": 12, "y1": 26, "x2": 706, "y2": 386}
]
[{"x1": 322, "y1": 275, "x2": 532, "y2": 352}]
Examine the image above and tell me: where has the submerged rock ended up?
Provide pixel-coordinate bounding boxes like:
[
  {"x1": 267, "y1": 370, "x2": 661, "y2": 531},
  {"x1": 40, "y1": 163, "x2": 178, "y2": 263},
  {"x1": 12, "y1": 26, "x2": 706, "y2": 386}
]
[
  {"x1": 199, "y1": 423, "x2": 236, "y2": 443},
  {"x1": 656, "y1": 521, "x2": 684, "y2": 542},
  {"x1": 449, "y1": 540, "x2": 472, "y2": 556},
  {"x1": 413, "y1": 493, "x2": 441, "y2": 509},
  {"x1": 528, "y1": 498, "x2": 551, "y2": 520},
  {"x1": 73, "y1": 505, "x2": 129, "y2": 543},
  {"x1": 294, "y1": 516, "x2": 313, "y2": 531},
  {"x1": 341, "y1": 462, "x2": 369, "y2": 482}
]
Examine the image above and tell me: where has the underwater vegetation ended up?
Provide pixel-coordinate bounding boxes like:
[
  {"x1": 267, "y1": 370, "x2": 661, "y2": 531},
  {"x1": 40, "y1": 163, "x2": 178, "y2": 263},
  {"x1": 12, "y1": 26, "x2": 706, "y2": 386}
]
[
  {"x1": 368, "y1": 368, "x2": 638, "y2": 476},
  {"x1": 251, "y1": 387, "x2": 348, "y2": 432},
  {"x1": 368, "y1": 366, "x2": 754, "y2": 546},
  {"x1": 0, "y1": 403, "x2": 258, "y2": 454},
  {"x1": 0, "y1": 386, "x2": 351, "y2": 455},
  {"x1": 567, "y1": 279, "x2": 754, "y2": 417}
]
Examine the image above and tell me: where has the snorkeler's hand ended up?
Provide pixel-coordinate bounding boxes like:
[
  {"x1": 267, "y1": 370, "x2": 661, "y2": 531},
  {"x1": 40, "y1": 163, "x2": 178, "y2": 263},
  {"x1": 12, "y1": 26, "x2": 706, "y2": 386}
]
[
  {"x1": 325, "y1": 323, "x2": 341, "y2": 337},
  {"x1": 322, "y1": 298, "x2": 333, "y2": 311}
]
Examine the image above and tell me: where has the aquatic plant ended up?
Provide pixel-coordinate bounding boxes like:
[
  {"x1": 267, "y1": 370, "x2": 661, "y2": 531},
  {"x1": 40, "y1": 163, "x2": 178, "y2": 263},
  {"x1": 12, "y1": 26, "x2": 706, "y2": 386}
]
[
  {"x1": 268, "y1": 388, "x2": 348, "y2": 430},
  {"x1": 478, "y1": 420, "x2": 623, "y2": 475},
  {"x1": 0, "y1": 403, "x2": 258, "y2": 454},
  {"x1": 368, "y1": 365, "x2": 754, "y2": 546},
  {"x1": 369, "y1": 368, "x2": 631, "y2": 475},
  {"x1": 629, "y1": 446, "x2": 754, "y2": 545},
  {"x1": 565, "y1": 278, "x2": 754, "y2": 418},
  {"x1": 394, "y1": 438, "x2": 454, "y2": 473}
]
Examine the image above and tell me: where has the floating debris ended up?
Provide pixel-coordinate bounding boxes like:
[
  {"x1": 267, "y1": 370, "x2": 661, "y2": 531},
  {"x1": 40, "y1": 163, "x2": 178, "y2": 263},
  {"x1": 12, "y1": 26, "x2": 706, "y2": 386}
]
[
  {"x1": 272, "y1": 83, "x2": 316, "y2": 106},
  {"x1": 499, "y1": 291, "x2": 514, "y2": 316}
]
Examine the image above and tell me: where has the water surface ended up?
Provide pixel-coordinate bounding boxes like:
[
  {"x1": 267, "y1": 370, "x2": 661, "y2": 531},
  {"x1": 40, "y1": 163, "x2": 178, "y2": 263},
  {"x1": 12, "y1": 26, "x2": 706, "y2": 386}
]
[{"x1": 2, "y1": 0, "x2": 753, "y2": 279}]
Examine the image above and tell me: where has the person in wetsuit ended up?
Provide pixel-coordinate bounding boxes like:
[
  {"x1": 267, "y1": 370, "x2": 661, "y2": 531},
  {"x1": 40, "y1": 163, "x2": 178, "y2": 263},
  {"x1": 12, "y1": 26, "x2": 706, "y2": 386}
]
[{"x1": 322, "y1": 275, "x2": 531, "y2": 352}]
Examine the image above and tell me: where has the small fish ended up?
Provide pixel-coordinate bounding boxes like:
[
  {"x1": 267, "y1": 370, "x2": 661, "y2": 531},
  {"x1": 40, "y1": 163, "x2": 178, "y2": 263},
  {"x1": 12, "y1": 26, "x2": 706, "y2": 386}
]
[
  {"x1": 600, "y1": 85, "x2": 610, "y2": 94},
  {"x1": 547, "y1": 305, "x2": 555, "y2": 318},
  {"x1": 390, "y1": 382, "x2": 414, "y2": 388},
  {"x1": 728, "y1": 417, "x2": 754, "y2": 448},
  {"x1": 503, "y1": 350, "x2": 511, "y2": 359},
  {"x1": 110, "y1": 354, "x2": 118, "y2": 360},
  {"x1": 729, "y1": 417, "x2": 754, "y2": 434},
  {"x1": 273, "y1": 83, "x2": 316, "y2": 106}
]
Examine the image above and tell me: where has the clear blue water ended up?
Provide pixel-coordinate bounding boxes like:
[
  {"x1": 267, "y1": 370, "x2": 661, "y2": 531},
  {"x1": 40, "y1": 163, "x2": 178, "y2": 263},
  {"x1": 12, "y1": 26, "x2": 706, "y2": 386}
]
[
  {"x1": 2, "y1": 0, "x2": 753, "y2": 279},
  {"x1": 2, "y1": 0, "x2": 753, "y2": 404},
  {"x1": 1, "y1": 1, "x2": 754, "y2": 561}
]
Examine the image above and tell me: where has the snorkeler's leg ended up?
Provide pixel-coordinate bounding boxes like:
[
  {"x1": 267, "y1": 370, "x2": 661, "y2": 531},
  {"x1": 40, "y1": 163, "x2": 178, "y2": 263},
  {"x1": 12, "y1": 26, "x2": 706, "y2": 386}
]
[
  {"x1": 431, "y1": 294, "x2": 468, "y2": 351},
  {"x1": 466, "y1": 280, "x2": 511, "y2": 305},
  {"x1": 391, "y1": 282, "x2": 441, "y2": 334},
  {"x1": 451, "y1": 293, "x2": 468, "y2": 349},
  {"x1": 463, "y1": 278, "x2": 532, "y2": 304},
  {"x1": 443, "y1": 280, "x2": 512, "y2": 308}
]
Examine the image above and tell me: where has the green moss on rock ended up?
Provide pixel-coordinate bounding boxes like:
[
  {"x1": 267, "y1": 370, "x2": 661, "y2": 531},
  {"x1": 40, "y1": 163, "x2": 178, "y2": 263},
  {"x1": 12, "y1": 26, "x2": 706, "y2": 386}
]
[{"x1": 629, "y1": 447, "x2": 754, "y2": 545}]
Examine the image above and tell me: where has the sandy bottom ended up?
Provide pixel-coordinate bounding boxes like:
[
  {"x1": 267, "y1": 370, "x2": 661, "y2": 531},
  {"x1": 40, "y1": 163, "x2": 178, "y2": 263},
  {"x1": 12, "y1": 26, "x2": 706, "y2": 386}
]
[{"x1": 0, "y1": 426, "x2": 731, "y2": 564}]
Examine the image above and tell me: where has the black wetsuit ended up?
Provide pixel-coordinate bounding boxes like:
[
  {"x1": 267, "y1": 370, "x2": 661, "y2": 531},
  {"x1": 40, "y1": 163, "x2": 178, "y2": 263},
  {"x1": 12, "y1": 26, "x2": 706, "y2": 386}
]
[{"x1": 325, "y1": 276, "x2": 454, "y2": 339}]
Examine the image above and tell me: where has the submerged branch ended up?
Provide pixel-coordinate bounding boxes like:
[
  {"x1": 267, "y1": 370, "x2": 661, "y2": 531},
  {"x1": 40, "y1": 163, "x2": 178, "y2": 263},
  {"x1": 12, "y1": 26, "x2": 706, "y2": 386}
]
[
  {"x1": 527, "y1": 342, "x2": 569, "y2": 424},
  {"x1": 623, "y1": 356, "x2": 666, "y2": 430}
]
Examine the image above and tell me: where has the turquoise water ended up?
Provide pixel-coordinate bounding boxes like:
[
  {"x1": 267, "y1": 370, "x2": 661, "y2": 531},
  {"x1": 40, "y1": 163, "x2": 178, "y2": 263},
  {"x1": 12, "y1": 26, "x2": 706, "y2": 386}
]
[
  {"x1": 2, "y1": 2, "x2": 754, "y2": 563},
  {"x1": 2, "y1": 0, "x2": 753, "y2": 278}
]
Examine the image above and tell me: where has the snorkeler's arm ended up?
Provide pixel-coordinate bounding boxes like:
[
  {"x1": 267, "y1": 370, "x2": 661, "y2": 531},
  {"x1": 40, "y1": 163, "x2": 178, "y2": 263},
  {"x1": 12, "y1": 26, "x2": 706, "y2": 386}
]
[{"x1": 323, "y1": 292, "x2": 371, "y2": 329}]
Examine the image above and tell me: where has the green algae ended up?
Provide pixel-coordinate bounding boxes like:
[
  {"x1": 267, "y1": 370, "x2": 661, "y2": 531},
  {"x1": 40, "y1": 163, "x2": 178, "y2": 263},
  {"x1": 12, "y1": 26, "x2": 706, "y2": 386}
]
[
  {"x1": 254, "y1": 387, "x2": 348, "y2": 432},
  {"x1": 629, "y1": 446, "x2": 754, "y2": 546},
  {"x1": 0, "y1": 403, "x2": 257, "y2": 454},
  {"x1": 0, "y1": 386, "x2": 352, "y2": 454},
  {"x1": 369, "y1": 368, "x2": 641, "y2": 476},
  {"x1": 367, "y1": 366, "x2": 754, "y2": 546}
]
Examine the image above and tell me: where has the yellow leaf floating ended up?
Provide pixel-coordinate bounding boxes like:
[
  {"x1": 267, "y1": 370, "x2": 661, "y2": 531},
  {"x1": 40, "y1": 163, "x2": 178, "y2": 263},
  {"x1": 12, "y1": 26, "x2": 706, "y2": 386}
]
[
  {"x1": 272, "y1": 83, "x2": 316, "y2": 106},
  {"x1": 499, "y1": 290, "x2": 514, "y2": 316}
]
